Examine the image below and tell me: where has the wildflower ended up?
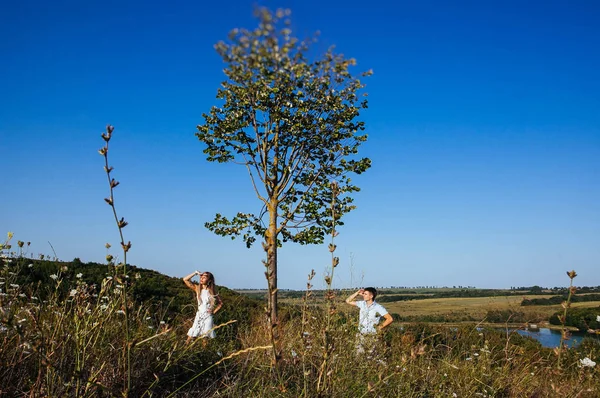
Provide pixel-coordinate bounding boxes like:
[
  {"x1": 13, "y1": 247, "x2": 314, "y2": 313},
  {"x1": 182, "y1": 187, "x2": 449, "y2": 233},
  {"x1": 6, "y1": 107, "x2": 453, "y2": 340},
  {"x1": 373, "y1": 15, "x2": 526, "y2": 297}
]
[
  {"x1": 466, "y1": 357, "x2": 472, "y2": 361},
  {"x1": 19, "y1": 293, "x2": 26, "y2": 298},
  {"x1": 116, "y1": 310, "x2": 125, "y2": 315},
  {"x1": 76, "y1": 273, "x2": 82, "y2": 278},
  {"x1": 106, "y1": 276, "x2": 112, "y2": 280},
  {"x1": 116, "y1": 284, "x2": 124, "y2": 289},
  {"x1": 28, "y1": 263, "x2": 33, "y2": 268},
  {"x1": 291, "y1": 350, "x2": 297, "y2": 358},
  {"x1": 597, "y1": 315, "x2": 600, "y2": 323},
  {"x1": 473, "y1": 352, "x2": 479, "y2": 357},
  {"x1": 146, "y1": 317, "x2": 151, "y2": 320},
  {"x1": 69, "y1": 289, "x2": 77, "y2": 297},
  {"x1": 10, "y1": 284, "x2": 19, "y2": 288},
  {"x1": 100, "y1": 304, "x2": 108, "y2": 311},
  {"x1": 453, "y1": 393, "x2": 457, "y2": 397},
  {"x1": 31, "y1": 296, "x2": 38, "y2": 300},
  {"x1": 50, "y1": 274, "x2": 58, "y2": 280},
  {"x1": 579, "y1": 357, "x2": 596, "y2": 368},
  {"x1": 135, "y1": 273, "x2": 141, "y2": 280},
  {"x1": 61, "y1": 266, "x2": 68, "y2": 272}
]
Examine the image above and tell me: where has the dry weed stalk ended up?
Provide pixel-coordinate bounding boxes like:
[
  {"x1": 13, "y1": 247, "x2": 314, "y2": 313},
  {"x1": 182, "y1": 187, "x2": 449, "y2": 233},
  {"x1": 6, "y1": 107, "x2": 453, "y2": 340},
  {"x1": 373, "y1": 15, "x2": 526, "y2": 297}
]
[{"x1": 99, "y1": 124, "x2": 132, "y2": 395}]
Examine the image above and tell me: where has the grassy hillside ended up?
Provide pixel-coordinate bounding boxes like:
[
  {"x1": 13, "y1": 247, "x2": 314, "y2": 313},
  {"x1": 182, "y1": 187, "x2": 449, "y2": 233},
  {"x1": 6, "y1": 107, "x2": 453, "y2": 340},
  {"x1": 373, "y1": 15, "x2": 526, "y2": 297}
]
[{"x1": 2, "y1": 252, "x2": 599, "y2": 396}]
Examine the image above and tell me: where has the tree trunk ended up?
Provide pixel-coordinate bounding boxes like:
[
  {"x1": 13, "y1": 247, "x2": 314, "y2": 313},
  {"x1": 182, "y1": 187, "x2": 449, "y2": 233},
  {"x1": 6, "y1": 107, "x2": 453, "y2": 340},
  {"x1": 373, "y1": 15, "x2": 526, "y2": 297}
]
[{"x1": 266, "y1": 203, "x2": 279, "y2": 364}]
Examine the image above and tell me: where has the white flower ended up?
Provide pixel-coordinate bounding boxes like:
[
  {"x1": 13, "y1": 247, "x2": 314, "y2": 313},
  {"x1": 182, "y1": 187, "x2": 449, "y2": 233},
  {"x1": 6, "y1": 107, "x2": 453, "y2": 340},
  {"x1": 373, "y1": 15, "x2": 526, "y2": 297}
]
[
  {"x1": 116, "y1": 310, "x2": 125, "y2": 315},
  {"x1": 19, "y1": 293, "x2": 26, "y2": 298},
  {"x1": 465, "y1": 357, "x2": 472, "y2": 361},
  {"x1": 69, "y1": 289, "x2": 78, "y2": 297},
  {"x1": 28, "y1": 263, "x2": 33, "y2": 268},
  {"x1": 453, "y1": 393, "x2": 457, "y2": 397},
  {"x1": 76, "y1": 273, "x2": 82, "y2": 278},
  {"x1": 100, "y1": 304, "x2": 108, "y2": 311},
  {"x1": 597, "y1": 315, "x2": 600, "y2": 323},
  {"x1": 473, "y1": 353, "x2": 479, "y2": 357},
  {"x1": 160, "y1": 321, "x2": 165, "y2": 324},
  {"x1": 50, "y1": 274, "x2": 58, "y2": 280},
  {"x1": 10, "y1": 284, "x2": 19, "y2": 288},
  {"x1": 579, "y1": 357, "x2": 596, "y2": 368}
]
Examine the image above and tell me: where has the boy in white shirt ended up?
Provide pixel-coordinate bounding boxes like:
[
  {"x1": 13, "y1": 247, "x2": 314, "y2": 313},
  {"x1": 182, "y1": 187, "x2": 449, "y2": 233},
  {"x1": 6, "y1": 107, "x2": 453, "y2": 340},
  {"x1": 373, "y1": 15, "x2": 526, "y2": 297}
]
[{"x1": 345, "y1": 287, "x2": 393, "y2": 354}]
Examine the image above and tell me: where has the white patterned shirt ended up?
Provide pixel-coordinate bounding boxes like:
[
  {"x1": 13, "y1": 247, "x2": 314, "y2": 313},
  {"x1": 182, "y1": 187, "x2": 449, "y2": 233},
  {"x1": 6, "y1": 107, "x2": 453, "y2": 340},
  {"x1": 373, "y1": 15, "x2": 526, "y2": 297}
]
[{"x1": 356, "y1": 300, "x2": 389, "y2": 334}]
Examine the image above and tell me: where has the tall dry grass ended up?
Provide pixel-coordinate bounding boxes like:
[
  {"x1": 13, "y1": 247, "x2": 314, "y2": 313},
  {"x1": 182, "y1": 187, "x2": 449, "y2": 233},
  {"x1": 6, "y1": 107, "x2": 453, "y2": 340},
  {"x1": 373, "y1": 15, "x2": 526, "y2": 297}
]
[{"x1": 2, "y1": 232, "x2": 599, "y2": 396}]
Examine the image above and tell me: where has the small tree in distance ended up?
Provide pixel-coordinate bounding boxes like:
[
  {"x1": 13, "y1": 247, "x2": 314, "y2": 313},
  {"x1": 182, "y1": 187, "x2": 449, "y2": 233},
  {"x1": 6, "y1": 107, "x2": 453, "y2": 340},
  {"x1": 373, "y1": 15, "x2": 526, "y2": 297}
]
[{"x1": 196, "y1": 7, "x2": 372, "y2": 362}]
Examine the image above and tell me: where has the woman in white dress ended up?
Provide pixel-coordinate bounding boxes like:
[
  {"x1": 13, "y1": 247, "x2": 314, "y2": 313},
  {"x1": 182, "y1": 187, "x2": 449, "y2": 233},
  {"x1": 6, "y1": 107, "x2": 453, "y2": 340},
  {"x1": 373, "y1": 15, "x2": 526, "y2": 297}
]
[{"x1": 183, "y1": 270, "x2": 222, "y2": 344}]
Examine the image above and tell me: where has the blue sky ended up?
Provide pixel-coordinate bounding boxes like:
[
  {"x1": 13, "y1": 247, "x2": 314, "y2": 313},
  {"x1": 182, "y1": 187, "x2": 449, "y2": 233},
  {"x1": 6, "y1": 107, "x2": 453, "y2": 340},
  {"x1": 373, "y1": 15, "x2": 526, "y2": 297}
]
[{"x1": 1, "y1": 0, "x2": 598, "y2": 290}]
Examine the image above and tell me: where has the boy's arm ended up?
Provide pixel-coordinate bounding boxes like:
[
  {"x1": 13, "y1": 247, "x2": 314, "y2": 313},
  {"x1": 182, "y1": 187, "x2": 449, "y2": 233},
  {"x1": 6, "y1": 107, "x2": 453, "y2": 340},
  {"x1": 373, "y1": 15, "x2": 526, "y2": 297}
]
[
  {"x1": 345, "y1": 289, "x2": 364, "y2": 306},
  {"x1": 378, "y1": 313, "x2": 393, "y2": 331}
]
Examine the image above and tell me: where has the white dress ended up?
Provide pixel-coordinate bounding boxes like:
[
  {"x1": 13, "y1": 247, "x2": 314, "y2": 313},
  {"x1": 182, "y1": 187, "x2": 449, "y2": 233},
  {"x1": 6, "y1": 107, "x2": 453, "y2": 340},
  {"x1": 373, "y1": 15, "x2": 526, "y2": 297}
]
[{"x1": 187, "y1": 289, "x2": 215, "y2": 338}]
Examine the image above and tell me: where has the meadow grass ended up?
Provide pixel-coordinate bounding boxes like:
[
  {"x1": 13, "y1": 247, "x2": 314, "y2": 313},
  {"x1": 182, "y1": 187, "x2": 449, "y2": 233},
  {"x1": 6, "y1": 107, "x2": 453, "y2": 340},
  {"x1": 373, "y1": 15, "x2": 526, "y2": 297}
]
[{"x1": 1, "y1": 236, "x2": 600, "y2": 397}]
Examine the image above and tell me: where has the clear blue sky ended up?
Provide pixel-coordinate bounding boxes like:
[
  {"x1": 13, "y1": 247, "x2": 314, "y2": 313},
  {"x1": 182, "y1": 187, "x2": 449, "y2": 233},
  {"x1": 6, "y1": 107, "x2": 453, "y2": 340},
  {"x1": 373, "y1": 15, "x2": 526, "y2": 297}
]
[{"x1": 1, "y1": 0, "x2": 598, "y2": 290}]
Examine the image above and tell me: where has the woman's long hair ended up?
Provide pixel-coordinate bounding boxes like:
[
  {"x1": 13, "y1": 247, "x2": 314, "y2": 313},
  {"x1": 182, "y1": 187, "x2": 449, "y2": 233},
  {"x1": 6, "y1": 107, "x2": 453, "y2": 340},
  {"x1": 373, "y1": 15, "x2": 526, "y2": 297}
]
[{"x1": 197, "y1": 271, "x2": 218, "y2": 307}]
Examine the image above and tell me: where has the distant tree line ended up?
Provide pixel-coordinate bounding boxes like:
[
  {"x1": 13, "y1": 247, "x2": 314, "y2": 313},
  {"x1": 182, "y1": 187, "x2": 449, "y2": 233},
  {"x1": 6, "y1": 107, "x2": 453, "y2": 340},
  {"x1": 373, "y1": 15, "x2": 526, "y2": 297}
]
[{"x1": 521, "y1": 294, "x2": 600, "y2": 306}]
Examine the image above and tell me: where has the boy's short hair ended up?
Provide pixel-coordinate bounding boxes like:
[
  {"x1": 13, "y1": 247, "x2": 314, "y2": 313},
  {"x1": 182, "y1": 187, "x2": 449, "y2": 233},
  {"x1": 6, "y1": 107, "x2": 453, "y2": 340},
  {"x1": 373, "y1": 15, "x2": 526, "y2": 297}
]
[{"x1": 364, "y1": 287, "x2": 377, "y2": 300}]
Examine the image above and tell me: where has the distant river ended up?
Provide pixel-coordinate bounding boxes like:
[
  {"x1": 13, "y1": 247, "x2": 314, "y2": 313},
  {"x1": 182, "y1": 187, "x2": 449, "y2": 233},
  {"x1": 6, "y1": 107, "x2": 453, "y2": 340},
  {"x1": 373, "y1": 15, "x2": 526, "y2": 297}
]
[{"x1": 516, "y1": 328, "x2": 599, "y2": 348}]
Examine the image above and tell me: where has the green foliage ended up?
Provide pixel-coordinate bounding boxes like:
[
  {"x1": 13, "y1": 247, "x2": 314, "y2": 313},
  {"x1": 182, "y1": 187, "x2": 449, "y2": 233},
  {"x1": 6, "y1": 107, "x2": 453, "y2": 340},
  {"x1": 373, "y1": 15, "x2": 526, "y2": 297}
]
[
  {"x1": 5, "y1": 257, "x2": 261, "y2": 324},
  {"x1": 485, "y1": 309, "x2": 527, "y2": 323},
  {"x1": 196, "y1": 7, "x2": 372, "y2": 247},
  {"x1": 549, "y1": 306, "x2": 600, "y2": 331}
]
